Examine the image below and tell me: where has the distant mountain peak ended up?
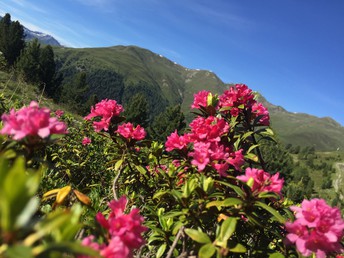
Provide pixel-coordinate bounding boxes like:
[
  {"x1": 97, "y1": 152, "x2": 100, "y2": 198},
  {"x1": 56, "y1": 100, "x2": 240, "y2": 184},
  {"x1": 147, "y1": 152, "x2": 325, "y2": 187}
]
[{"x1": 23, "y1": 27, "x2": 61, "y2": 46}]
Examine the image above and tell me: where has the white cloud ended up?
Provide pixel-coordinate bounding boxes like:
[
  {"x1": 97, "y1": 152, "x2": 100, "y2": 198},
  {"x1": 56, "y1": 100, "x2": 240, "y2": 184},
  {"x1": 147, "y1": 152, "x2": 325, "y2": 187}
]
[{"x1": 8, "y1": 0, "x2": 47, "y2": 13}]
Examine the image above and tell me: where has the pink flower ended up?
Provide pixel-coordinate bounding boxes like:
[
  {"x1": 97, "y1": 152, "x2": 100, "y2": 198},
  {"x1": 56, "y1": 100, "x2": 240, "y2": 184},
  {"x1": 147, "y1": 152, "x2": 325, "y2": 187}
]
[
  {"x1": 116, "y1": 122, "x2": 146, "y2": 141},
  {"x1": 81, "y1": 196, "x2": 147, "y2": 258},
  {"x1": 189, "y1": 116, "x2": 229, "y2": 142},
  {"x1": 1, "y1": 101, "x2": 67, "y2": 140},
  {"x1": 78, "y1": 235, "x2": 105, "y2": 258},
  {"x1": 84, "y1": 99, "x2": 124, "y2": 132},
  {"x1": 285, "y1": 198, "x2": 344, "y2": 257},
  {"x1": 219, "y1": 84, "x2": 255, "y2": 111},
  {"x1": 189, "y1": 142, "x2": 211, "y2": 171},
  {"x1": 165, "y1": 130, "x2": 190, "y2": 152},
  {"x1": 82, "y1": 137, "x2": 91, "y2": 145},
  {"x1": 191, "y1": 90, "x2": 211, "y2": 109},
  {"x1": 236, "y1": 167, "x2": 284, "y2": 195},
  {"x1": 55, "y1": 109, "x2": 64, "y2": 118},
  {"x1": 100, "y1": 236, "x2": 130, "y2": 258},
  {"x1": 252, "y1": 102, "x2": 270, "y2": 126},
  {"x1": 227, "y1": 149, "x2": 245, "y2": 171}
]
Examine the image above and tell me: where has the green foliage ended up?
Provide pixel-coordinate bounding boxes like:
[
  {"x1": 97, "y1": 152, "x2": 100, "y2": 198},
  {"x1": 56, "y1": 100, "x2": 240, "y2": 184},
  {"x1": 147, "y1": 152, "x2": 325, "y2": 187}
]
[
  {"x1": 60, "y1": 72, "x2": 90, "y2": 114},
  {"x1": 0, "y1": 155, "x2": 98, "y2": 258},
  {"x1": 16, "y1": 39, "x2": 58, "y2": 98},
  {"x1": 149, "y1": 104, "x2": 186, "y2": 141},
  {"x1": 16, "y1": 39, "x2": 41, "y2": 83},
  {"x1": 123, "y1": 92, "x2": 149, "y2": 127},
  {"x1": 0, "y1": 13, "x2": 25, "y2": 67}
]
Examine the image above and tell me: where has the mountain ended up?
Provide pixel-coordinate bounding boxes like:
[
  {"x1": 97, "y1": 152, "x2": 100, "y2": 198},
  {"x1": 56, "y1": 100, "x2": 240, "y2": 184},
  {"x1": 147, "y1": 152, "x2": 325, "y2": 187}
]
[
  {"x1": 53, "y1": 45, "x2": 344, "y2": 151},
  {"x1": 0, "y1": 15, "x2": 61, "y2": 46},
  {"x1": 258, "y1": 95, "x2": 344, "y2": 151},
  {"x1": 24, "y1": 27, "x2": 61, "y2": 46}
]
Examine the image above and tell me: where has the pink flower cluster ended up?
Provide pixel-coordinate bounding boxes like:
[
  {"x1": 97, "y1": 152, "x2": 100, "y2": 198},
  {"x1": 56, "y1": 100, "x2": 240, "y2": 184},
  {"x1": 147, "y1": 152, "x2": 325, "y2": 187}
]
[
  {"x1": 165, "y1": 116, "x2": 244, "y2": 176},
  {"x1": 191, "y1": 90, "x2": 211, "y2": 109},
  {"x1": 0, "y1": 101, "x2": 67, "y2": 140},
  {"x1": 116, "y1": 122, "x2": 146, "y2": 141},
  {"x1": 236, "y1": 167, "x2": 284, "y2": 195},
  {"x1": 84, "y1": 99, "x2": 124, "y2": 132},
  {"x1": 82, "y1": 137, "x2": 91, "y2": 146},
  {"x1": 55, "y1": 109, "x2": 64, "y2": 118},
  {"x1": 218, "y1": 84, "x2": 270, "y2": 126},
  {"x1": 285, "y1": 199, "x2": 344, "y2": 258},
  {"x1": 80, "y1": 196, "x2": 147, "y2": 258}
]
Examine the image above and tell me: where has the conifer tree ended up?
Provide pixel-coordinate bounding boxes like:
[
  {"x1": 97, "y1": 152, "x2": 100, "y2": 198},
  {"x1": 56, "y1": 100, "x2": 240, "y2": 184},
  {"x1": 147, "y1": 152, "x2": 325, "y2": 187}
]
[
  {"x1": 149, "y1": 105, "x2": 186, "y2": 141},
  {"x1": 123, "y1": 93, "x2": 149, "y2": 128},
  {"x1": 61, "y1": 72, "x2": 89, "y2": 114},
  {"x1": 0, "y1": 13, "x2": 25, "y2": 67},
  {"x1": 39, "y1": 45, "x2": 56, "y2": 95},
  {"x1": 16, "y1": 39, "x2": 41, "y2": 83}
]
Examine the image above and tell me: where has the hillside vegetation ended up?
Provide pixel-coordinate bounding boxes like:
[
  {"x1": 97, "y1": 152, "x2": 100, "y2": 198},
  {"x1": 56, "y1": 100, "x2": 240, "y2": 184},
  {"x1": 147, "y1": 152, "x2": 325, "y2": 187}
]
[{"x1": 53, "y1": 45, "x2": 344, "y2": 151}]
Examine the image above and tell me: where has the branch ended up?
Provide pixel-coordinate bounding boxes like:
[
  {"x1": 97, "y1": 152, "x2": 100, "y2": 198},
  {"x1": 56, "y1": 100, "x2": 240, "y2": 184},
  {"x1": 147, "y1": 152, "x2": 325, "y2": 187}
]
[{"x1": 166, "y1": 226, "x2": 185, "y2": 258}]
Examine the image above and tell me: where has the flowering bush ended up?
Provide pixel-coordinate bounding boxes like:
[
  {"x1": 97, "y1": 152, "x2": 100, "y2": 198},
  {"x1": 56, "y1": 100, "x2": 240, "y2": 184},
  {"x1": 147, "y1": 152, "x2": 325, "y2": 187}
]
[
  {"x1": 0, "y1": 83, "x2": 343, "y2": 258},
  {"x1": 1, "y1": 101, "x2": 67, "y2": 140}
]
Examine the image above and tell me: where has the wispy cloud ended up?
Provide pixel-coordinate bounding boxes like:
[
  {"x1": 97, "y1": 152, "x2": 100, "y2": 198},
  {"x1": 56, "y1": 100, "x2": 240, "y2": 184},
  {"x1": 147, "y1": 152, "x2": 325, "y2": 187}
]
[
  {"x1": 8, "y1": 0, "x2": 47, "y2": 14},
  {"x1": 73, "y1": 0, "x2": 117, "y2": 12}
]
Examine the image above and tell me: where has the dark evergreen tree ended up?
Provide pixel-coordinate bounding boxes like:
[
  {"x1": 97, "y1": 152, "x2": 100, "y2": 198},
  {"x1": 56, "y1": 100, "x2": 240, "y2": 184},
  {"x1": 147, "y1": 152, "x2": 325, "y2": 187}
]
[
  {"x1": 0, "y1": 13, "x2": 25, "y2": 67},
  {"x1": 61, "y1": 72, "x2": 89, "y2": 114},
  {"x1": 16, "y1": 39, "x2": 41, "y2": 83},
  {"x1": 123, "y1": 93, "x2": 149, "y2": 128},
  {"x1": 260, "y1": 140, "x2": 294, "y2": 182},
  {"x1": 149, "y1": 105, "x2": 186, "y2": 142},
  {"x1": 39, "y1": 45, "x2": 56, "y2": 95}
]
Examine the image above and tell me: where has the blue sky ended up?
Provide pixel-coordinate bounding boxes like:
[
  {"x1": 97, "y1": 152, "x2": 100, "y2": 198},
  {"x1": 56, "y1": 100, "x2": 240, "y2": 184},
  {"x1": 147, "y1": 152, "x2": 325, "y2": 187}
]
[{"x1": 1, "y1": 0, "x2": 343, "y2": 126}]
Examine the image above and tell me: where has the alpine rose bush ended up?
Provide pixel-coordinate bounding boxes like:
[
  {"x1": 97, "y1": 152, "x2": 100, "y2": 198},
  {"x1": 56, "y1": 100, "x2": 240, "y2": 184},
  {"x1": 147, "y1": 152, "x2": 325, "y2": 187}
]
[
  {"x1": 84, "y1": 99, "x2": 124, "y2": 132},
  {"x1": 0, "y1": 101, "x2": 67, "y2": 140},
  {"x1": 285, "y1": 198, "x2": 344, "y2": 258},
  {"x1": 80, "y1": 196, "x2": 147, "y2": 258}
]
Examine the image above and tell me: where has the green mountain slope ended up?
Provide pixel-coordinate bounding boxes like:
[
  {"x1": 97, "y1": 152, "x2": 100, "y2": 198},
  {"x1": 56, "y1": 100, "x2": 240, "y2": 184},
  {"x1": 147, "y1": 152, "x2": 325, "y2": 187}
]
[{"x1": 53, "y1": 45, "x2": 344, "y2": 151}]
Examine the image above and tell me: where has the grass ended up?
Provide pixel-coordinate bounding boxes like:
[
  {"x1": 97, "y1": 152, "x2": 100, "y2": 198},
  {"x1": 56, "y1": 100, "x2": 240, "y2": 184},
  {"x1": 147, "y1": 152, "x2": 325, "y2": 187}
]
[{"x1": 292, "y1": 151, "x2": 344, "y2": 208}]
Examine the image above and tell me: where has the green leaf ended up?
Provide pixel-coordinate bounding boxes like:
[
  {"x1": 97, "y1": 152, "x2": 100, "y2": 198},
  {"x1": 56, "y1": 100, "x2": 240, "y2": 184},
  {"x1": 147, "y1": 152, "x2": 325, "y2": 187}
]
[
  {"x1": 199, "y1": 243, "x2": 216, "y2": 258},
  {"x1": 185, "y1": 228, "x2": 211, "y2": 244},
  {"x1": 202, "y1": 176, "x2": 214, "y2": 193},
  {"x1": 135, "y1": 165, "x2": 147, "y2": 175},
  {"x1": 182, "y1": 178, "x2": 197, "y2": 198},
  {"x1": 15, "y1": 197, "x2": 39, "y2": 228},
  {"x1": 35, "y1": 242, "x2": 101, "y2": 257},
  {"x1": 219, "y1": 217, "x2": 237, "y2": 242},
  {"x1": 114, "y1": 159, "x2": 123, "y2": 170},
  {"x1": 245, "y1": 152, "x2": 259, "y2": 162},
  {"x1": 222, "y1": 198, "x2": 243, "y2": 207},
  {"x1": 206, "y1": 200, "x2": 224, "y2": 209},
  {"x1": 269, "y1": 253, "x2": 285, "y2": 258},
  {"x1": 153, "y1": 190, "x2": 168, "y2": 200},
  {"x1": 254, "y1": 201, "x2": 285, "y2": 223},
  {"x1": 215, "y1": 180, "x2": 246, "y2": 199},
  {"x1": 156, "y1": 243, "x2": 167, "y2": 258},
  {"x1": 228, "y1": 242, "x2": 247, "y2": 253},
  {"x1": 5, "y1": 245, "x2": 34, "y2": 258},
  {"x1": 258, "y1": 192, "x2": 279, "y2": 199}
]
